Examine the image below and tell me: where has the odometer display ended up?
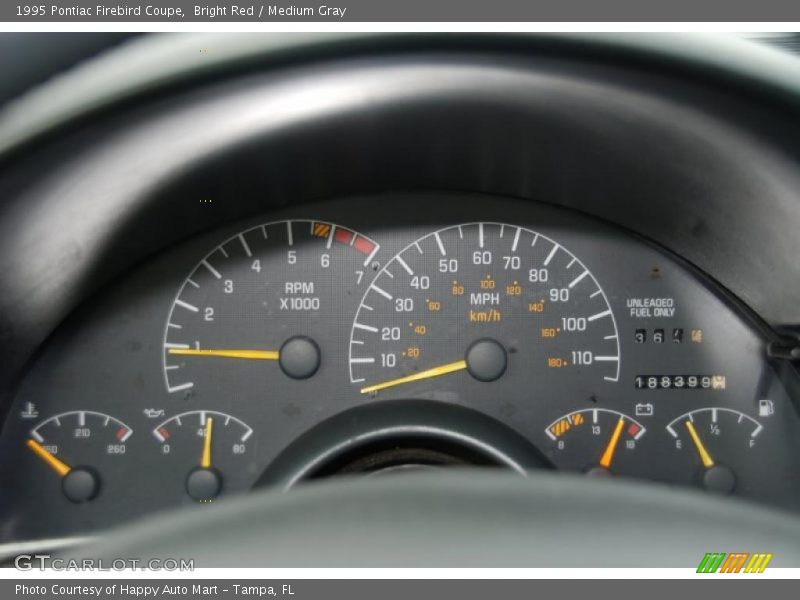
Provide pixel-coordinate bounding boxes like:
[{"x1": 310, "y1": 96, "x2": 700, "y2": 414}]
[{"x1": 349, "y1": 223, "x2": 620, "y2": 397}]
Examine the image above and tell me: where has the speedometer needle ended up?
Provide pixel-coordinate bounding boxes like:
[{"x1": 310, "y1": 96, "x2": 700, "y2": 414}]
[
  {"x1": 169, "y1": 348, "x2": 279, "y2": 360},
  {"x1": 685, "y1": 420, "x2": 715, "y2": 468},
  {"x1": 360, "y1": 359, "x2": 467, "y2": 394},
  {"x1": 599, "y1": 417, "x2": 625, "y2": 469}
]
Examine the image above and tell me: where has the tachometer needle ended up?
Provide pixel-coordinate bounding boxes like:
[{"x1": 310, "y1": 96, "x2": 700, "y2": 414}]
[
  {"x1": 685, "y1": 420, "x2": 715, "y2": 468},
  {"x1": 201, "y1": 417, "x2": 213, "y2": 469},
  {"x1": 599, "y1": 417, "x2": 625, "y2": 469},
  {"x1": 169, "y1": 348, "x2": 279, "y2": 361},
  {"x1": 26, "y1": 439, "x2": 71, "y2": 477},
  {"x1": 360, "y1": 359, "x2": 468, "y2": 394}
]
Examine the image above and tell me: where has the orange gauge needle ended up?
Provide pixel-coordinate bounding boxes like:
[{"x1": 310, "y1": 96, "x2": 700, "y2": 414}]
[
  {"x1": 599, "y1": 417, "x2": 626, "y2": 469},
  {"x1": 169, "y1": 348, "x2": 279, "y2": 361},
  {"x1": 27, "y1": 439, "x2": 71, "y2": 477},
  {"x1": 685, "y1": 420, "x2": 715, "y2": 468},
  {"x1": 201, "y1": 417, "x2": 213, "y2": 469},
  {"x1": 360, "y1": 359, "x2": 468, "y2": 394}
]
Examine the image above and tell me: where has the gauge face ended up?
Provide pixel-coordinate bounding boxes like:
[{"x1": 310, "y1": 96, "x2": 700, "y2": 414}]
[
  {"x1": 26, "y1": 411, "x2": 133, "y2": 503},
  {"x1": 349, "y1": 223, "x2": 619, "y2": 396},
  {"x1": 163, "y1": 220, "x2": 380, "y2": 396},
  {"x1": 666, "y1": 408, "x2": 764, "y2": 495},
  {"x1": 544, "y1": 408, "x2": 646, "y2": 475},
  {"x1": 152, "y1": 410, "x2": 254, "y2": 502}
]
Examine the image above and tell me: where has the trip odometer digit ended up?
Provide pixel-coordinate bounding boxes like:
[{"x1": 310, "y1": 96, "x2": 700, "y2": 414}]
[{"x1": 349, "y1": 223, "x2": 620, "y2": 397}]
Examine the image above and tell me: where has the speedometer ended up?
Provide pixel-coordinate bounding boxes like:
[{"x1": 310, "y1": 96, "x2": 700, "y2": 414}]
[{"x1": 349, "y1": 223, "x2": 620, "y2": 396}]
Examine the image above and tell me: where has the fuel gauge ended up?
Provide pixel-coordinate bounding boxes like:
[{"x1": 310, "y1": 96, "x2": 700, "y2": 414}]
[{"x1": 666, "y1": 407, "x2": 764, "y2": 495}]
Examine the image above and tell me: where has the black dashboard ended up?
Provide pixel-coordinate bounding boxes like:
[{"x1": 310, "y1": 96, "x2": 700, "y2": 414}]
[{"x1": 1, "y1": 34, "x2": 800, "y2": 556}]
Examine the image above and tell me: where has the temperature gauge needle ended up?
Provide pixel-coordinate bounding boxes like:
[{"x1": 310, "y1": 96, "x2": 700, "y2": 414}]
[
  {"x1": 169, "y1": 348, "x2": 279, "y2": 360},
  {"x1": 685, "y1": 420, "x2": 715, "y2": 468},
  {"x1": 360, "y1": 359, "x2": 468, "y2": 394},
  {"x1": 26, "y1": 439, "x2": 71, "y2": 477},
  {"x1": 201, "y1": 417, "x2": 213, "y2": 469},
  {"x1": 599, "y1": 417, "x2": 625, "y2": 469}
]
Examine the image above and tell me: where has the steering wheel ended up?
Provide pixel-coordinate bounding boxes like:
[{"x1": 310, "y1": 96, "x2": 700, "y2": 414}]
[{"x1": 68, "y1": 471, "x2": 800, "y2": 567}]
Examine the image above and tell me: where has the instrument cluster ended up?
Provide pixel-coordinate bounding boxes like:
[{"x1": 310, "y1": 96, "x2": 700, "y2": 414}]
[{"x1": 1, "y1": 193, "x2": 798, "y2": 543}]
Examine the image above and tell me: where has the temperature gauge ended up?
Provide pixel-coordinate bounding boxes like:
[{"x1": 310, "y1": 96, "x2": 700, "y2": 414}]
[{"x1": 26, "y1": 411, "x2": 133, "y2": 503}]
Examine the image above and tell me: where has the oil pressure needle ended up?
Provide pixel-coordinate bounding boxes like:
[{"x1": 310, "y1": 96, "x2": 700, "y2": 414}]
[
  {"x1": 599, "y1": 417, "x2": 625, "y2": 469},
  {"x1": 169, "y1": 348, "x2": 279, "y2": 360},
  {"x1": 26, "y1": 439, "x2": 71, "y2": 477},
  {"x1": 360, "y1": 359, "x2": 468, "y2": 394},
  {"x1": 685, "y1": 420, "x2": 715, "y2": 468},
  {"x1": 201, "y1": 417, "x2": 213, "y2": 469}
]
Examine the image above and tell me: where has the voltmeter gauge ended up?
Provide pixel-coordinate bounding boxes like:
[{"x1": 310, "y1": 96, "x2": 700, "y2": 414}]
[{"x1": 543, "y1": 408, "x2": 647, "y2": 475}]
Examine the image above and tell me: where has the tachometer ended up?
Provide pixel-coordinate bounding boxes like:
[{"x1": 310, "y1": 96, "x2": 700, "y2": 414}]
[
  {"x1": 163, "y1": 220, "x2": 380, "y2": 396},
  {"x1": 349, "y1": 223, "x2": 619, "y2": 396}
]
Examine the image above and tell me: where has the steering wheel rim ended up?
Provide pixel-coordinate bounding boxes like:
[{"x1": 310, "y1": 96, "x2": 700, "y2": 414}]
[{"x1": 66, "y1": 470, "x2": 800, "y2": 567}]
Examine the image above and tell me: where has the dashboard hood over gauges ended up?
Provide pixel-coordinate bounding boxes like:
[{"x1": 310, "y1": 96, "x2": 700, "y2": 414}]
[{"x1": 1, "y1": 33, "x2": 800, "y2": 565}]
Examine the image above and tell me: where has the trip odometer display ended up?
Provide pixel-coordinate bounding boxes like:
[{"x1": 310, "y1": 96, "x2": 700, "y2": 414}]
[{"x1": 349, "y1": 223, "x2": 620, "y2": 398}]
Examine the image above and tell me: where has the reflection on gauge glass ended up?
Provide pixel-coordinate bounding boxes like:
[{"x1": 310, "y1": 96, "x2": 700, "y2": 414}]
[
  {"x1": 666, "y1": 408, "x2": 764, "y2": 495},
  {"x1": 152, "y1": 410, "x2": 253, "y2": 502},
  {"x1": 349, "y1": 223, "x2": 619, "y2": 396},
  {"x1": 26, "y1": 411, "x2": 133, "y2": 503},
  {"x1": 543, "y1": 408, "x2": 646, "y2": 475},
  {"x1": 163, "y1": 220, "x2": 380, "y2": 396}
]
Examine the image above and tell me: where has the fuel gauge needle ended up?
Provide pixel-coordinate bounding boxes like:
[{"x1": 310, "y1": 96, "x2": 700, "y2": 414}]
[
  {"x1": 599, "y1": 417, "x2": 625, "y2": 469},
  {"x1": 685, "y1": 420, "x2": 715, "y2": 468},
  {"x1": 26, "y1": 439, "x2": 71, "y2": 476},
  {"x1": 169, "y1": 348, "x2": 279, "y2": 360},
  {"x1": 360, "y1": 359, "x2": 468, "y2": 394},
  {"x1": 201, "y1": 417, "x2": 213, "y2": 469}
]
